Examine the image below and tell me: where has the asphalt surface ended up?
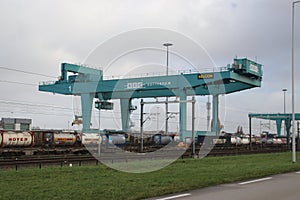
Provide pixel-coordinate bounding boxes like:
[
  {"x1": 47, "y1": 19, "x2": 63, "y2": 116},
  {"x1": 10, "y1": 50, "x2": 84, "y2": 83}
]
[{"x1": 149, "y1": 171, "x2": 300, "y2": 200}]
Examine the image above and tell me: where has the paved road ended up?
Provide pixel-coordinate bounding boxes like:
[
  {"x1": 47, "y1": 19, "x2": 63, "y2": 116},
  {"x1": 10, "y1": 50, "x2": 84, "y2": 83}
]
[{"x1": 149, "y1": 171, "x2": 300, "y2": 200}]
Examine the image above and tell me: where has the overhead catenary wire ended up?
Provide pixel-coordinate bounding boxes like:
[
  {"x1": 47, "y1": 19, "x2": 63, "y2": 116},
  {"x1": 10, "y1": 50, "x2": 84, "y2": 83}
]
[{"x1": 0, "y1": 98, "x2": 265, "y2": 123}]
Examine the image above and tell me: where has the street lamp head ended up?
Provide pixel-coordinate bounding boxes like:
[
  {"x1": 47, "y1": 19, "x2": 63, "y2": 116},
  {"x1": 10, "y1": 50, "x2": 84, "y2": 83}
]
[
  {"x1": 163, "y1": 43, "x2": 173, "y2": 47},
  {"x1": 293, "y1": 1, "x2": 300, "y2": 6},
  {"x1": 282, "y1": 89, "x2": 287, "y2": 92}
]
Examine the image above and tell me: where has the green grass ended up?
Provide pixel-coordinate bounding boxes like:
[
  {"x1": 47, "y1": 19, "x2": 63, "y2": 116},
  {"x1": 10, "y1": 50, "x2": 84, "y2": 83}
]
[{"x1": 0, "y1": 152, "x2": 300, "y2": 200}]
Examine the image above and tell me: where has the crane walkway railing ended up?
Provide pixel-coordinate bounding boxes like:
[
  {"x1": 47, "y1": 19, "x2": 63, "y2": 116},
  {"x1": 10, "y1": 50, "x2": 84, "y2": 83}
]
[{"x1": 39, "y1": 67, "x2": 230, "y2": 86}]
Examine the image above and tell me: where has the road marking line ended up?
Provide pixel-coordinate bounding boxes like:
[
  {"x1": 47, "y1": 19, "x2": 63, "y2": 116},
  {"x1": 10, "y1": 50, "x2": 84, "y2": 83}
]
[
  {"x1": 239, "y1": 177, "x2": 272, "y2": 185},
  {"x1": 156, "y1": 193, "x2": 191, "y2": 200}
]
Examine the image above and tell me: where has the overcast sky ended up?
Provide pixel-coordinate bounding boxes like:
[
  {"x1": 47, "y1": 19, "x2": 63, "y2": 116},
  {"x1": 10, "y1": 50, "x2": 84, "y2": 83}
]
[{"x1": 0, "y1": 0, "x2": 299, "y2": 134}]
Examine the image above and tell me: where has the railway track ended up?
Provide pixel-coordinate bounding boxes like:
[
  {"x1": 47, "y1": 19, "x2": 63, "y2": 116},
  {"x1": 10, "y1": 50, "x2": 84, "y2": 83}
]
[
  {"x1": 0, "y1": 155, "x2": 96, "y2": 169},
  {"x1": 0, "y1": 145, "x2": 293, "y2": 170}
]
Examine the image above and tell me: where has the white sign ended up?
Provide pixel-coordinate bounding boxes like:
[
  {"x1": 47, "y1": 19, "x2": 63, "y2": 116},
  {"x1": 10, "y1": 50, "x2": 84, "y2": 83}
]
[
  {"x1": 249, "y1": 64, "x2": 259, "y2": 73},
  {"x1": 126, "y1": 81, "x2": 172, "y2": 89},
  {"x1": 126, "y1": 82, "x2": 143, "y2": 89},
  {"x1": 146, "y1": 81, "x2": 171, "y2": 87}
]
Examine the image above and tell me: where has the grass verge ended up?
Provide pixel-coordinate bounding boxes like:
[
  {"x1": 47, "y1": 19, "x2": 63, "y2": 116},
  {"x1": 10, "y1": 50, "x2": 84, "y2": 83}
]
[{"x1": 0, "y1": 152, "x2": 300, "y2": 200}]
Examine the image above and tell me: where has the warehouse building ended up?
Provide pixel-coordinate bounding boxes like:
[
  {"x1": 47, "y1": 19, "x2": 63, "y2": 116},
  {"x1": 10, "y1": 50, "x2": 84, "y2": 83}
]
[{"x1": 0, "y1": 118, "x2": 32, "y2": 131}]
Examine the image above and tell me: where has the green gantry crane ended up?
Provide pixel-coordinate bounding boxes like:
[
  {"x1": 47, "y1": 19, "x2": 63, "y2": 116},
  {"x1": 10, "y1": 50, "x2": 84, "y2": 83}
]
[{"x1": 39, "y1": 58, "x2": 263, "y2": 140}]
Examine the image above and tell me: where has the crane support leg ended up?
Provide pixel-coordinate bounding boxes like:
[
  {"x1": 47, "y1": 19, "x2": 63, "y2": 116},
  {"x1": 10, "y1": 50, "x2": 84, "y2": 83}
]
[
  {"x1": 81, "y1": 93, "x2": 94, "y2": 132},
  {"x1": 276, "y1": 119, "x2": 282, "y2": 136},
  {"x1": 120, "y1": 98, "x2": 131, "y2": 132},
  {"x1": 285, "y1": 119, "x2": 291, "y2": 136},
  {"x1": 179, "y1": 92, "x2": 187, "y2": 141},
  {"x1": 212, "y1": 94, "x2": 219, "y2": 135}
]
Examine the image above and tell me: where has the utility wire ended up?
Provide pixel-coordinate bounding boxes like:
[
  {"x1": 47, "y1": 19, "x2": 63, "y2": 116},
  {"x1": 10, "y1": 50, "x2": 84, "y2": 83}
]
[
  {"x1": 0, "y1": 66, "x2": 57, "y2": 78},
  {"x1": 0, "y1": 99, "x2": 72, "y2": 110},
  {"x1": 0, "y1": 80, "x2": 37, "y2": 86}
]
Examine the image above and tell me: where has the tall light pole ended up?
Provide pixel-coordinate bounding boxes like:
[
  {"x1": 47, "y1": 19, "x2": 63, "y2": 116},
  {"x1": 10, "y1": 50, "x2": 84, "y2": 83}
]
[
  {"x1": 156, "y1": 106, "x2": 160, "y2": 132},
  {"x1": 163, "y1": 43, "x2": 173, "y2": 76},
  {"x1": 292, "y1": 1, "x2": 300, "y2": 163},
  {"x1": 96, "y1": 101, "x2": 101, "y2": 156},
  {"x1": 207, "y1": 96, "x2": 211, "y2": 131},
  {"x1": 163, "y1": 43, "x2": 173, "y2": 135},
  {"x1": 282, "y1": 89, "x2": 287, "y2": 114},
  {"x1": 282, "y1": 89, "x2": 287, "y2": 138}
]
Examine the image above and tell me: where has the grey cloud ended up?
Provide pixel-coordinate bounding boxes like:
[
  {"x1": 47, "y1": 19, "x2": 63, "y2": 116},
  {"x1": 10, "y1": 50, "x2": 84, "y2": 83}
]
[{"x1": 0, "y1": 0, "x2": 299, "y2": 132}]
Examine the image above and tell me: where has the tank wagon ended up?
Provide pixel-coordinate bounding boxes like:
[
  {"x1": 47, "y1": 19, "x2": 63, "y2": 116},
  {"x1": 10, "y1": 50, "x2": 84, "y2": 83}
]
[
  {"x1": 152, "y1": 134, "x2": 173, "y2": 146},
  {"x1": 81, "y1": 133, "x2": 102, "y2": 145},
  {"x1": 197, "y1": 134, "x2": 287, "y2": 146},
  {"x1": 33, "y1": 130, "x2": 78, "y2": 147},
  {"x1": 0, "y1": 131, "x2": 35, "y2": 147}
]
